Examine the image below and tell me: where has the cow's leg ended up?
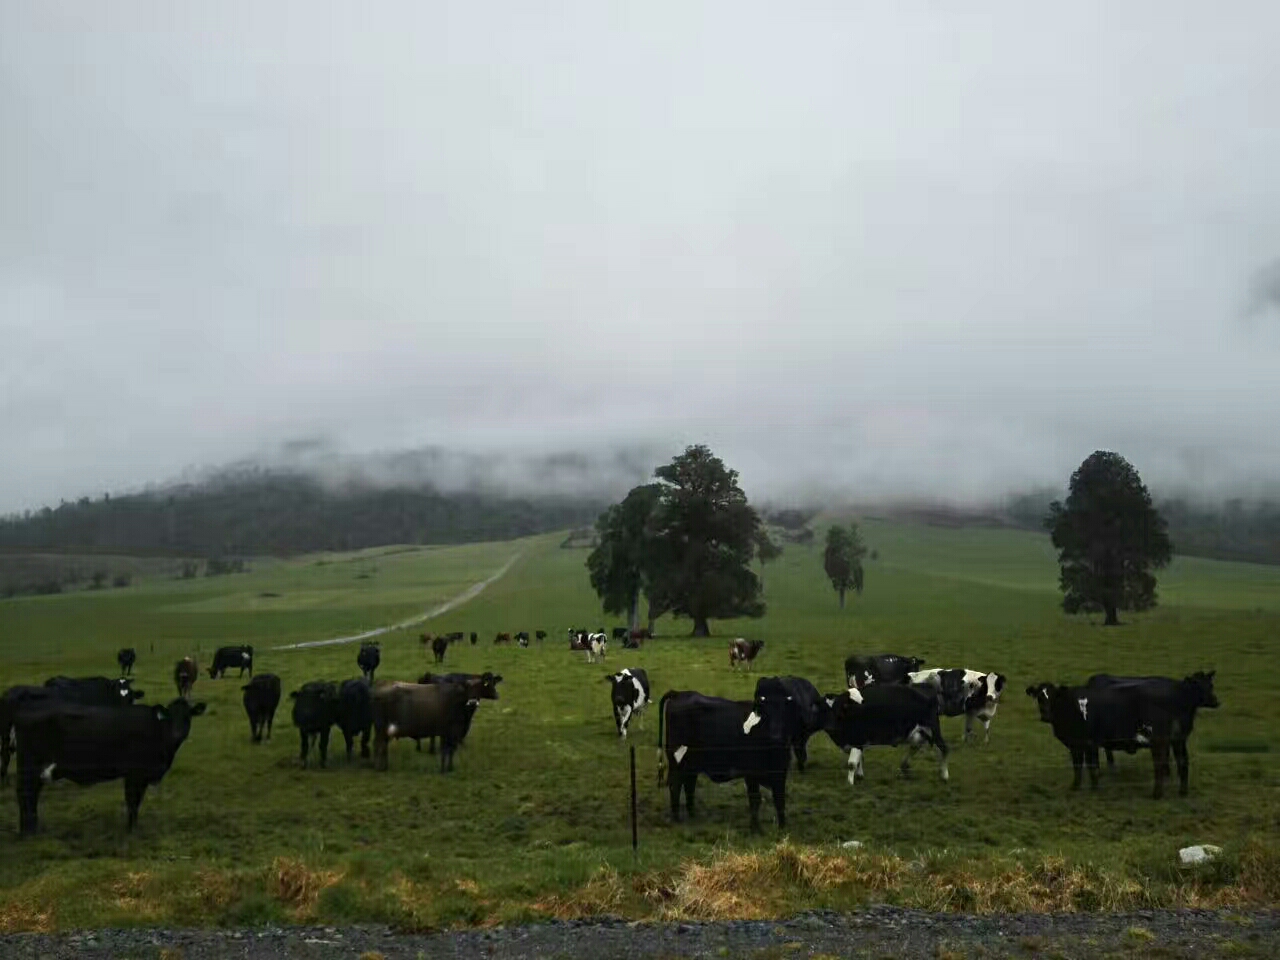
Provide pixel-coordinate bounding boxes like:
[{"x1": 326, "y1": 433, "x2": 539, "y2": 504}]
[
  {"x1": 299, "y1": 730, "x2": 310, "y2": 768},
  {"x1": 982, "y1": 716, "x2": 992, "y2": 745},
  {"x1": 847, "y1": 747, "x2": 864, "y2": 785},
  {"x1": 17, "y1": 763, "x2": 43, "y2": 835},
  {"x1": 745, "y1": 778, "x2": 763, "y2": 832},
  {"x1": 683, "y1": 774, "x2": 696, "y2": 817},
  {"x1": 1086, "y1": 745, "x2": 1100, "y2": 789},
  {"x1": 963, "y1": 712, "x2": 974, "y2": 743},
  {"x1": 1151, "y1": 739, "x2": 1171, "y2": 799},
  {"x1": 1105, "y1": 747, "x2": 1116, "y2": 768},
  {"x1": 668, "y1": 775, "x2": 682, "y2": 821},
  {"x1": 1173, "y1": 739, "x2": 1190, "y2": 796},
  {"x1": 343, "y1": 728, "x2": 355, "y2": 762},
  {"x1": 2, "y1": 727, "x2": 13, "y2": 786},
  {"x1": 266, "y1": 711, "x2": 274, "y2": 741},
  {"x1": 794, "y1": 736, "x2": 809, "y2": 774},
  {"x1": 931, "y1": 723, "x2": 950, "y2": 782},
  {"x1": 374, "y1": 730, "x2": 389, "y2": 771},
  {"x1": 360, "y1": 726, "x2": 371, "y2": 759},
  {"x1": 124, "y1": 777, "x2": 148, "y2": 831},
  {"x1": 1070, "y1": 747, "x2": 1084, "y2": 789},
  {"x1": 249, "y1": 715, "x2": 260, "y2": 743},
  {"x1": 318, "y1": 728, "x2": 331, "y2": 769}
]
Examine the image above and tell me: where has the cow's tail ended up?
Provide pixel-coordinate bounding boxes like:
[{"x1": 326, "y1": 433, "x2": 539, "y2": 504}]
[{"x1": 656, "y1": 690, "x2": 674, "y2": 787}]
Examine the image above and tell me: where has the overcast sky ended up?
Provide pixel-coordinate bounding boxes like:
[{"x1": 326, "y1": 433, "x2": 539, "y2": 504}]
[{"x1": 3, "y1": 1, "x2": 1280, "y2": 513}]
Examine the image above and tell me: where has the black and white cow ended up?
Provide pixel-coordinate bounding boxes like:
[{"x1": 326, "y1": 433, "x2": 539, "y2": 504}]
[
  {"x1": 1027, "y1": 679, "x2": 1210, "y2": 799},
  {"x1": 844, "y1": 653, "x2": 926, "y2": 690},
  {"x1": 820, "y1": 683, "x2": 949, "y2": 784},
  {"x1": 586, "y1": 632, "x2": 608, "y2": 664},
  {"x1": 208, "y1": 644, "x2": 254, "y2": 679},
  {"x1": 242, "y1": 673, "x2": 281, "y2": 743},
  {"x1": 729, "y1": 638, "x2": 765, "y2": 671},
  {"x1": 357, "y1": 641, "x2": 381, "y2": 681},
  {"x1": 754, "y1": 675, "x2": 824, "y2": 772},
  {"x1": 1084, "y1": 671, "x2": 1220, "y2": 788},
  {"x1": 604, "y1": 668, "x2": 650, "y2": 738},
  {"x1": 13, "y1": 697, "x2": 206, "y2": 832},
  {"x1": 516, "y1": 631, "x2": 530, "y2": 648},
  {"x1": 907, "y1": 668, "x2": 1007, "y2": 743},
  {"x1": 656, "y1": 681, "x2": 796, "y2": 830},
  {"x1": 117, "y1": 648, "x2": 136, "y2": 677}
]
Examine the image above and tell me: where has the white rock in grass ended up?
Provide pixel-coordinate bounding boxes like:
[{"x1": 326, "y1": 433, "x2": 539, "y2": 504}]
[
  {"x1": 841, "y1": 840, "x2": 863, "y2": 850},
  {"x1": 1179, "y1": 844, "x2": 1223, "y2": 865}
]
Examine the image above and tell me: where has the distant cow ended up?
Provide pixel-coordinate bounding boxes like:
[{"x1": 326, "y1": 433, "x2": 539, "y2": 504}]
[
  {"x1": 445, "y1": 631, "x2": 465, "y2": 643},
  {"x1": 495, "y1": 632, "x2": 512, "y2": 645},
  {"x1": 820, "y1": 683, "x2": 949, "y2": 784},
  {"x1": 372, "y1": 681, "x2": 474, "y2": 772},
  {"x1": 14, "y1": 697, "x2": 206, "y2": 832},
  {"x1": 357, "y1": 641, "x2": 381, "y2": 681},
  {"x1": 515, "y1": 631, "x2": 530, "y2": 647},
  {"x1": 431, "y1": 635, "x2": 449, "y2": 663},
  {"x1": 612, "y1": 627, "x2": 629, "y2": 641},
  {"x1": 729, "y1": 639, "x2": 764, "y2": 671},
  {"x1": 208, "y1": 645, "x2": 254, "y2": 679},
  {"x1": 117, "y1": 648, "x2": 136, "y2": 677},
  {"x1": 568, "y1": 629, "x2": 590, "y2": 651},
  {"x1": 414, "y1": 671, "x2": 502, "y2": 753},
  {"x1": 242, "y1": 673, "x2": 282, "y2": 743},
  {"x1": 1084, "y1": 670, "x2": 1220, "y2": 792},
  {"x1": 470, "y1": 632, "x2": 478, "y2": 645},
  {"x1": 604, "y1": 668, "x2": 650, "y2": 738},
  {"x1": 290, "y1": 680, "x2": 339, "y2": 769},
  {"x1": 756, "y1": 675, "x2": 825, "y2": 772},
  {"x1": 535, "y1": 630, "x2": 547, "y2": 642},
  {"x1": 908, "y1": 668, "x2": 1008, "y2": 743},
  {"x1": 586, "y1": 632, "x2": 607, "y2": 664},
  {"x1": 336, "y1": 678, "x2": 373, "y2": 761},
  {"x1": 845, "y1": 653, "x2": 926, "y2": 689},
  {"x1": 174, "y1": 657, "x2": 198, "y2": 699},
  {"x1": 656, "y1": 681, "x2": 798, "y2": 830}
]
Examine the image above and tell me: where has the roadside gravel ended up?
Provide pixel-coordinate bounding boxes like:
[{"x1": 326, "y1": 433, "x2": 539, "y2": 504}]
[{"x1": 3, "y1": 908, "x2": 1278, "y2": 959}]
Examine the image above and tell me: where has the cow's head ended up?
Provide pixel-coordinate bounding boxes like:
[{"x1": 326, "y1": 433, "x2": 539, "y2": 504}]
[
  {"x1": 1024, "y1": 682, "x2": 1058, "y2": 723},
  {"x1": 464, "y1": 672, "x2": 502, "y2": 701},
  {"x1": 909, "y1": 657, "x2": 927, "y2": 672},
  {"x1": 745, "y1": 676, "x2": 795, "y2": 740},
  {"x1": 153, "y1": 699, "x2": 207, "y2": 753},
  {"x1": 1184, "y1": 670, "x2": 1220, "y2": 709},
  {"x1": 966, "y1": 672, "x2": 1006, "y2": 710}
]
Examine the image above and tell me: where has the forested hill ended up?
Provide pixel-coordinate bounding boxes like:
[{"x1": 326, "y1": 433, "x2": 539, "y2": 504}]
[{"x1": 0, "y1": 471, "x2": 604, "y2": 557}]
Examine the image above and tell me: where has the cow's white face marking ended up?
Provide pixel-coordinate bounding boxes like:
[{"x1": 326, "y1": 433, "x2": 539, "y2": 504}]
[
  {"x1": 673, "y1": 745, "x2": 688, "y2": 764},
  {"x1": 743, "y1": 711, "x2": 762, "y2": 734},
  {"x1": 1077, "y1": 698, "x2": 1089, "y2": 720},
  {"x1": 847, "y1": 747, "x2": 864, "y2": 784},
  {"x1": 864, "y1": 670, "x2": 874, "y2": 686},
  {"x1": 628, "y1": 675, "x2": 647, "y2": 710},
  {"x1": 387, "y1": 723, "x2": 399, "y2": 738},
  {"x1": 41, "y1": 763, "x2": 56, "y2": 782},
  {"x1": 846, "y1": 687, "x2": 863, "y2": 705}
]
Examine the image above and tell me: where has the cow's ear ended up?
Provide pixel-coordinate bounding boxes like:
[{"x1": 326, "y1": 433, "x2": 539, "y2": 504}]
[
  {"x1": 995, "y1": 675, "x2": 1007, "y2": 691},
  {"x1": 190, "y1": 702, "x2": 207, "y2": 716}
]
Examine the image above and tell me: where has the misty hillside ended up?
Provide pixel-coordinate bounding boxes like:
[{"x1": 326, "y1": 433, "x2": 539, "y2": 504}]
[{"x1": 0, "y1": 468, "x2": 604, "y2": 559}]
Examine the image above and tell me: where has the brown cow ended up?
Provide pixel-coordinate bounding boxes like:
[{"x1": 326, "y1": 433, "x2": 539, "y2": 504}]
[
  {"x1": 174, "y1": 657, "x2": 198, "y2": 699},
  {"x1": 729, "y1": 638, "x2": 765, "y2": 671},
  {"x1": 494, "y1": 632, "x2": 512, "y2": 645},
  {"x1": 372, "y1": 681, "x2": 474, "y2": 772}
]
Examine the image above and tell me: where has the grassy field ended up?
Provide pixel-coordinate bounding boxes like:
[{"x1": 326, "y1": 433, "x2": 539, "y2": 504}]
[{"x1": 0, "y1": 520, "x2": 1278, "y2": 931}]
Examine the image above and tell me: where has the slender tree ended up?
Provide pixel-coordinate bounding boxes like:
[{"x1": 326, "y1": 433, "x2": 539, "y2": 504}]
[
  {"x1": 823, "y1": 523, "x2": 866, "y2": 609},
  {"x1": 1046, "y1": 450, "x2": 1172, "y2": 626}
]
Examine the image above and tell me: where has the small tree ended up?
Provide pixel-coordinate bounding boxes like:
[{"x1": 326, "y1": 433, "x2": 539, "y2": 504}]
[
  {"x1": 1046, "y1": 450, "x2": 1172, "y2": 626},
  {"x1": 823, "y1": 523, "x2": 867, "y2": 609}
]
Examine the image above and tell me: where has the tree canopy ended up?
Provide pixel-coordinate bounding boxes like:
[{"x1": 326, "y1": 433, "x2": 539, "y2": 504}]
[
  {"x1": 823, "y1": 523, "x2": 867, "y2": 608},
  {"x1": 585, "y1": 483, "x2": 661, "y2": 628},
  {"x1": 1046, "y1": 450, "x2": 1172, "y2": 626}
]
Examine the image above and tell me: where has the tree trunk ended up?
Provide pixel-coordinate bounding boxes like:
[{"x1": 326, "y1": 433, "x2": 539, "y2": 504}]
[
  {"x1": 839, "y1": 587, "x2": 846, "y2": 609},
  {"x1": 1103, "y1": 603, "x2": 1119, "y2": 626},
  {"x1": 628, "y1": 591, "x2": 640, "y2": 633},
  {"x1": 691, "y1": 616, "x2": 710, "y2": 637}
]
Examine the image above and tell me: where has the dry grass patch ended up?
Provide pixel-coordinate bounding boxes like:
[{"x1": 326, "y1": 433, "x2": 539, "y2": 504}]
[{"x1": 267, "y1": 857, "x2": 343, "y2": 918}]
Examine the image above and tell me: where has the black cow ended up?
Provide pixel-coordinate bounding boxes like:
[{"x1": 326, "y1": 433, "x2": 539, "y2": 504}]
[
  {"x1": 14, "y1": 698, "x2": 206, "y2": 832},
  {"x1": 470, "y1": 632, "x2": 478, "y2": 645},
  {"x1": 336, "y1": 678, "x2": 373, "y2": 761},
  {"x1": 372, "y1": 681, "x2": 475, "y2": 772},
  {"x1": 604, "y1": 668, "x2": 650, "y2": 739},
  {"x1": 1027, "y1": 681, "x2": 1186, "y2": 798},
  {"x1": 755, "y1": 675, "x2": 824, "y2": 772},
  {"x1": 357, "y1": 641, "x2": 381, "y2": 681},
  {"x1": 535, "y1": 630, "x2": 547, "y2": 642},
  {"x1": 655, "y1": 681, "x2": 796, "y2": 830},
  {"x1": 413, "y1": 671, "x2": 502, "y2": 753},
  {"x1": 431, "y1": 635, "x2": 449, "y2": 663},
  {"x1": 445, "y1": 631, "x2": 465, "y2": 643},
  {"x1": 844, "y1": 653, "x2": 927, "y2": 689},
  {"x1": 820, "y1": 684, "x2": 949, "y2": 784},
  {"x1": 242, "y1": 673, "x2": 282, "y2": 743},
  {"x1": 174, "y1": 657, "x2": 198, "y2": 699},
  {"x1": 1085, "y1": 671, "x2": 1220, "y2": 791},
  {"x1": 290, "y1": 680, "x2": 339, "y2": 768},
  {"x1": 208, "y1": 645, "x2": 253, "y2": 679},
  {"x1": 612, "y1": 627, "x2": 629, "y2": 641},
  {"x1": 117, "y1": 648, "x2": 136, "y2": 677}
]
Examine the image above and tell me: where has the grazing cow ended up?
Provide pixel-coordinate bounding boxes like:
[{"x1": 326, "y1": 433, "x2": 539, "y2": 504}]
[
  {"x1": 242, "y1": 673, "x2": 282, "y2": 743},
  {"x1": 290, "y1": 680, "x2": 339, "y2": 769},
  {"x1": 820, "y1": 683, "x2": 950, "y2": 784},
  {"x1": 844, "y1": 653, "x2": 927, "y2": 689},
  {"x1": 535, "y1": 630, "x2": 547, "y2": 642},
  {"x1": 208, "y1": 644, "x2": 253, "y2": 679},
  {"x1": 495, "y1": 632, "x2": 512, "y2": 645},
  {"x1": 755, "y1": 675, "x2": 824, "y2": 772},
  {"x1": 604, "y1": 668, "x2": 650, "y2": 738},
  {"x1": 174, "y1": 657, "x2": 198, "y2": 699},
  {"x1": 372, "y1": 681, "x2": 474, "y2": 772},
  {"x1": 729, "y1": 638, "x2": 765, "y2": 671},
  {"x1": 1026, "y1": 681, "x2": 1174, "y2": 796},
  {"x1": 336, "y1": 678, "x2": 373, "y2": 761},
  {"x1": 357, "y1": 641, "x2": 381, "y2": 682},
  {"x1": 1085, "y1": 671, "x2": 1220, "y2": 789},
  {"x1": 117, "y1": 648, "x2": 137, "y2": 677},
  {"x1": 431, "y1": 635, "x2": 449, "y2": 664},
  {"x1": 13, "y1": 697, "x2": 206, "y2": 832},
  {"x1": 586, "y1": 632, "x2": 608, "y2": 664},
  {"x1": 470, "y1": 632, "x2": 478, "y2": 645},
  {"x1": 612, "y1": 626, "x2": 629, "y2": 641},
  {"x1": 656, "y1": 682, "x2": 797, "y2": 830},
  {"x1": 907, "y1": 669, "x2": 1008, "y2": 743}
]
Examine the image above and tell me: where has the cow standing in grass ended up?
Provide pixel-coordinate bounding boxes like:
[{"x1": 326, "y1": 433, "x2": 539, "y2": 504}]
[
  {"x1": 242, "y1": 674, "x2": 282, "y2": 743},
  {"x1": 820, "y1": 684, "x2": 950, "y2": 785},
  {"x1": 845, "y1": 653, "x2": 926, "y2": 690},
  {"x1": 586, "y1": 633, "x2": 607, "y2": 664},
  {"x1": 208, "y1": 645, "x2": 253, "y2": 679},
  {"x1": 174, "y1": 657, "x2": 198, "y2": 700},
  {"x1": 729, "y1": 639, "x2": 764, "y2": 671},
  {"x1": 908, "y1": 668, "x2": 1008, "y2": 744},
  {"x1": 372, "y1": 681, "x2": 474, "y2": 773},
  {"x1": 117, "y1": 648, "x2": 136, "y2": 677},
  {"x1": 357, "y1": 641, "x2": 381, "y2": 681},
  {"x1": 431, "y1": 635, "x2": 449, "y2": 664},
  {"x1": 604, "y1": 668, "x2": 650, "y2": 739},
  {"x1": 290, "y1": 681, "x2": 339, "y2": 769}
]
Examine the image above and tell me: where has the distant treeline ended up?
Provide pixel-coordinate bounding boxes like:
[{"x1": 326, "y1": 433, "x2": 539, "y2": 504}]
[
  {"x1": 1003, "y1": 490, "x2": 1280, "y2": 566},
  {"x1": 0, "y1": 470, "x2": 604, "y2": 559}
]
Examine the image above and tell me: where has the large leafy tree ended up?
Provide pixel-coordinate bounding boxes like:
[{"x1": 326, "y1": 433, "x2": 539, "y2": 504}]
[
  {"x1": 1046, "y1": 450, "x2": 1172, "y2": 626},
  {"x1": 586, "y1": 483, "x2": 662, "y2": 630},
  {"x1": 644, "y1": 445, "x2": 765, "y2": 636},
  {"x1": 823, "y1": 523, "x2": 866, "y2": 608}
]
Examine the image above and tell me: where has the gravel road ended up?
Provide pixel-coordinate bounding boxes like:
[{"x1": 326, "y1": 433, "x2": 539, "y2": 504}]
[{"x1": 3, "y1": 908, "x2": 1277, "y2": 959}]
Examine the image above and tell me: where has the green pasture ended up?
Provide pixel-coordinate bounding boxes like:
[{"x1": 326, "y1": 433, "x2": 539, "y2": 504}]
[{"x1": 0, "y1": 521, "x2": 1277, "y2": 929}]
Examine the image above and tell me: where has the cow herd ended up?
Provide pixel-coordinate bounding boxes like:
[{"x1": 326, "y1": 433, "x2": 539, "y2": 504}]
[{"x1": 0, "y1": 629, "x2": 1222, "y2": 836}]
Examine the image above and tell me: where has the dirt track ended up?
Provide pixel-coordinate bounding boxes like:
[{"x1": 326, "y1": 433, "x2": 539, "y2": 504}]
[{"x1": 2, "y1": 908, "x2": 1277, "y2": 959}]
